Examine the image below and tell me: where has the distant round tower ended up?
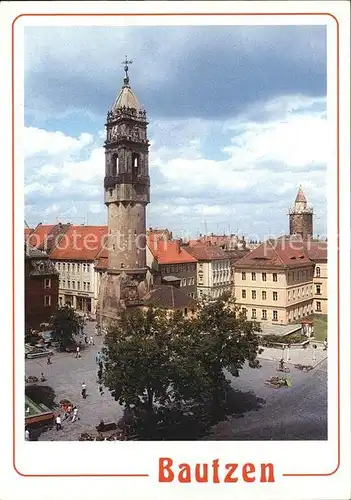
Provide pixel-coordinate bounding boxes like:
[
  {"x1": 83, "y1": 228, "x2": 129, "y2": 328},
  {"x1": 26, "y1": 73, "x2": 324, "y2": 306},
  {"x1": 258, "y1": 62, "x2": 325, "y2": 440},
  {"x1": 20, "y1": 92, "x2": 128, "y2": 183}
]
[{"x1": 289, "y1": 185, "x2": 313, "y2": 240}]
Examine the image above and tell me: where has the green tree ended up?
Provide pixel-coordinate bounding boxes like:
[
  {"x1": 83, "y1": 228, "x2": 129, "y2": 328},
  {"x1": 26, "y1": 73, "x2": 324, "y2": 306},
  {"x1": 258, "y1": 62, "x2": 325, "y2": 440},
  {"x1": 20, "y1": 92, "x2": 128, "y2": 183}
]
[
  {"x1": 102, "y1": 308, "x2": 207, "y2": 415},
  {"x1": 188, "y1": 293, "x2": 262, "y2": 407},
  {"x1": 50, "y1": 306, "x2": 81, "y2": 348},
  {"x1": 102, "y1": 296, "x2": 262, "y2": 423}
]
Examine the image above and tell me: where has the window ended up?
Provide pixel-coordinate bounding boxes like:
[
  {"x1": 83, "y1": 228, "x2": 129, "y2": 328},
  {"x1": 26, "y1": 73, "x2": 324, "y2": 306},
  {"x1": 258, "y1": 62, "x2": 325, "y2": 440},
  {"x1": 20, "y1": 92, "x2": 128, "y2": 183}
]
[
  {"x1": 242, "y1": 272, "x2": 246, "y2": 280},
  {"x1": 297, "y1": 288, "x2": 300, "y2": 298},
  {"x1": 273, "y1": 310, "x2": 278, "y2": 321},
  {"x1": 262, "y1": 309, "x2": 267, "y2": 320},
  {"x1": 293, "y1": 290, "x2": 296, "y2": 299},
  {"x1": 166, "y1": 266, "x2": 170, "y2": 273},
  {"x1": 302, "y1": 287, "x2": 305, "y2": 296},
  {"x1": 67, "y1": 280, "x2": 70, "y2": 289},
  {"x1": 57, "y1": 263, "x2": 61, "y2": 270},
  {"x1": 184, "y1": 308, "x2": 188, "y2": 316},
  {"x1": 187, "y1": 277, "x2": 192, "y2": 285},
  {"x1": 273, "y1": 291, "x2": 278, "y2": 301},
  {"x1": 77, "y1": 281, "x2": 81, "y2": 290},
  {"x1": 288, "y1": 291, "x2": 290, "y2": 301},
  {"x1": 316, "y1": 266, "x2": 320, "y2": 277},
  {"x1": 44, "y1": 278, "x2": 51, "y2": 289},
  {"x1": 62, "y1": 263, "x2": 66, "y2": 270},
  {"x1": 83, "y1": 282, "x2": 86, "y2": 290},
  {"x1": 62, "y1": 280, "x2": 66, "y2": 288},
  {"x1": 242, "y1": 308, "x2": 247, "y2": 318},
  {"x1": 273, "y1": 273, "x2": 278, "y2": 282},
  {"x1": 316, "y1": 301, "x2": 322, "y2": 312},
  {"x1": 242, "y1": 290, "x2": 246, "y2": 299},
  {"x1": 67, "y1": 263, "x2": 70, "y2": 272},
  {"x1": 262, "y1": 291, "x2": 267, "y2": 300},
  {"x1": 87, "y1": 264, "x2": 90, "y2": 272},
  {"x1": 44, "y1": 295, "x2": 51, "y2": 307},
  {"x1": 251, "y1": 309, "x2": 257, "y2": 319},
  {"x1": 316, "y1": 284, "x2": 321, "y2": 295},
  {"x1": 77, "y1": 264, "x2": 80, "y2": 271},
  {"x1": 251, "y1": 272, "x2": 256, "y2": 281},
  {"x1": 83, "y1": 264, "x2": 86, "y2": 272},
  {"x1": 72, "y1": 281, "x2": 75, "y2": 289},
  {"x1": 252, "y1": 290, "x2": 256, "y2": 299},
  {"x1": 262, "y1": 272, "x2": 267, "y2": 281},
  {"x1": 87, "y1": 282, "x2": 91, "y2": 291}
]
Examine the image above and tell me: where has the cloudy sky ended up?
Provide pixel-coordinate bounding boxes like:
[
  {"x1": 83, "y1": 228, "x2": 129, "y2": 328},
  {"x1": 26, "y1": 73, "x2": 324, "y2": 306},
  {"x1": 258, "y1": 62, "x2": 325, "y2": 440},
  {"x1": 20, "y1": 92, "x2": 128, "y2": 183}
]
[{"x1": 24, "y1": 25, "x2": 327, "y2": 240}]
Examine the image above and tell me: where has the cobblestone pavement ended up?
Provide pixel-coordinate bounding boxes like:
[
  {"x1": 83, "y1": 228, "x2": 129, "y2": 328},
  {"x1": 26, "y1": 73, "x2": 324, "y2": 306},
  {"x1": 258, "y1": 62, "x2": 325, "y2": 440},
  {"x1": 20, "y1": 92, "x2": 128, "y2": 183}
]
[
  {"x1": 25, "y1": 322, "x2": 328, "y2": 441},
  {"x1": 25, "y1": 322, "x2": 124, "y2": 441},
  {"x1": 258, "y1": 343, "x2": 327, "y2": 367},
  {"x1": 207, "y1": 358, "x2": 327, "y2": 440}
]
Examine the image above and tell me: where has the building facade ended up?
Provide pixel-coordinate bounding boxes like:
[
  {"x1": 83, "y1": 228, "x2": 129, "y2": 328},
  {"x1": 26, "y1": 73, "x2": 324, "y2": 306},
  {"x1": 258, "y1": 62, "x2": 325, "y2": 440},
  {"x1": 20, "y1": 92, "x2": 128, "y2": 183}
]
[
  {"x1": 49, "y1": 225, "x2": 107, "y2": 315},
  {"x1": 234, "y1": 239, "x2": 315, "y2": 325},
  {"x1": 25, "y1": 245, "x2": 59, "y2": 331},
  {"x1": 185, "y1": 244, "x2": 231, "y2": 299},
  {"x1": 306, "y1": 240, "x2": 328, "y2": 315},
  {"x1": 289, "y1": 185, "x2": 313, "y2": 240},
  {"x1": 146, "y1": 238, "x2": 197, "y2": 298}
]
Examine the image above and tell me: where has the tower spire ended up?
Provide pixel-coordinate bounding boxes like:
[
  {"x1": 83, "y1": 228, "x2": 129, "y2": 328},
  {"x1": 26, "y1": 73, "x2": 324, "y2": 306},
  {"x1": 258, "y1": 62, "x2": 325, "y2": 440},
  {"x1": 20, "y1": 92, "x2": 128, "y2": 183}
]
[{"x1": 121, "y1": 55, "x2": 133, "y2": 87}]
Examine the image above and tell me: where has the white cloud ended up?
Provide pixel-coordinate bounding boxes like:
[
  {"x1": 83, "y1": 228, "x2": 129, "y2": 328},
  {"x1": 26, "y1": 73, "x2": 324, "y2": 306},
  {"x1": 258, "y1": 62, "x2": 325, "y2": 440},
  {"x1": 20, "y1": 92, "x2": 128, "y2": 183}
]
[
  {"x1": 24, "y1": 127, "x2": 93, "y2": 157},
  {"x1": 24, "y1": 94, "x2": 327, "y2": 237}
]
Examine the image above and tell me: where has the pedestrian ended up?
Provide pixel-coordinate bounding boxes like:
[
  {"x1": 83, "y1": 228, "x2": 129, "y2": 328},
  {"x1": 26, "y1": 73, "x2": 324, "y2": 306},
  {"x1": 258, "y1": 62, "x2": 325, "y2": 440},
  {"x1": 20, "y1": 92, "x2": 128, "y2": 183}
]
[
  {"x1": 96, "y1": 352, "x2": 101, "y2": 363},
  {"x1": 90, "y1": 335, "x2": 94, "y2": 346},
  {"x1": 81, "y1": 382, "x2": 86, "y2": 399},
  {"x1": 47, "y1": 353, "x2": 52, "y2": 365},
  {"x1": 97, "y1": 369, "x2": 102, "y2": 383},
  {"x1": 98, "y1": 361, "x2": 103, "y2": 372},
  {"x1": 312, "y1": 344, "x2": 317, "y2": 363},
  {"x1": 99, "y1": 385, "x2": 104, "y2": 396},
  {"x1": 55, "y1": 414, "x2": 62, "y2": 431},
  {"x1": 71, "y1": 406, "x2": 78, "y2": 423},
  {"x1": 84, "y1": 336, "x2": 88, "y2": 344},
  {"x1": 25, "y1": 427, "x2": 30, "y2": 441},
  {"x1": 40, "y1": 372, "x2": 46, "y2": 382},
  {"x1": 75, "y1": 346, "x2": 81, "y2": 359}
]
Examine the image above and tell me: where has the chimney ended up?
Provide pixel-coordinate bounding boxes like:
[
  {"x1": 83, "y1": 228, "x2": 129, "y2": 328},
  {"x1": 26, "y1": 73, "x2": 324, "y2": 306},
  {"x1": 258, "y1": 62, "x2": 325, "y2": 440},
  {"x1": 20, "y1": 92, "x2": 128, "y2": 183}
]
[{"x1": 176, "y1": 240, "x2": 181, "y2": 253}]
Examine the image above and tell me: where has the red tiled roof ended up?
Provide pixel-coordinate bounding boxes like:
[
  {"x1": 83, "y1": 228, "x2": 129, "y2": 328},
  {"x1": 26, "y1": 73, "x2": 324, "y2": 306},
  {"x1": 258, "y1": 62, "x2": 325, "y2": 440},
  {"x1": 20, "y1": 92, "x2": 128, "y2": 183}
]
[
  {"x1": 148, "y1": 238, "x2": 197, "y2": 265},
  {"x1": 50, "y1": 225, "x2": 108, "y2": 261},
  {"x1": 94, "y1": 256, "x2": 108, "y2": 270},
  {"x1": 27, "y1": 224, "x2": 55, "y2": 248},
  {"x1": 304, "y1": 241, "x2": 327, "y2": 261},
  {"x1": 24, "y1": 228, "x2": 33, "y2": 240},
  {"x1": 235, "y1": 239, "x2": 314, "y2": 269},
  {"x1": 185, "y1": 244, "x2": 229, "y2": 261}
]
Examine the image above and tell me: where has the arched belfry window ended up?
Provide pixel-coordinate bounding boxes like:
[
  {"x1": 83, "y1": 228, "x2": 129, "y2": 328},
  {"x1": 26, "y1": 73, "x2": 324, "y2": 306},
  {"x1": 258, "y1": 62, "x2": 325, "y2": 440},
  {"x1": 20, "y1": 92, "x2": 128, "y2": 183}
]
[
  {"x1": 111, "y1": 154, "x2": 119, "y2": 176},
  {"x1": 132, "y1": 153, "x2": 140, "y2": 176}
]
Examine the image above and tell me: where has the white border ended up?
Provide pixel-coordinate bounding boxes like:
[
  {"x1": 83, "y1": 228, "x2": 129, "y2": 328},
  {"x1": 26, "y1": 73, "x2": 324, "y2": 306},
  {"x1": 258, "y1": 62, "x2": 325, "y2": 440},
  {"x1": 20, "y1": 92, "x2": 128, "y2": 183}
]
[{"x1": 0, "y1": 2, "x2": 350, "y2": 499}]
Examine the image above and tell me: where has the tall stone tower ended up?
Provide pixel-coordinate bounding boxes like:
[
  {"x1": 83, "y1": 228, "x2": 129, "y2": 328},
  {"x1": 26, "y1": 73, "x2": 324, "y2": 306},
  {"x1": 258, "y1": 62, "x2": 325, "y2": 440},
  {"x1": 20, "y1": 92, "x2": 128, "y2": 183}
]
[
  {"x1": 289, "y1": 185, "x2": 313, "y2": 240},
  {"x1": 98, "y1": 58, "x2": 152, "y2": 325}
]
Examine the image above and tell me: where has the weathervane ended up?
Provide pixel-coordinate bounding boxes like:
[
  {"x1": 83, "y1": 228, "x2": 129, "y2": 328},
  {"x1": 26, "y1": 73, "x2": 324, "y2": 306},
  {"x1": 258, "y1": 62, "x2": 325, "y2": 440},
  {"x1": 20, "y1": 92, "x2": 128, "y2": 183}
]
[{"x1": 122, "y1": 55, "x2": 133, "y2": 84}]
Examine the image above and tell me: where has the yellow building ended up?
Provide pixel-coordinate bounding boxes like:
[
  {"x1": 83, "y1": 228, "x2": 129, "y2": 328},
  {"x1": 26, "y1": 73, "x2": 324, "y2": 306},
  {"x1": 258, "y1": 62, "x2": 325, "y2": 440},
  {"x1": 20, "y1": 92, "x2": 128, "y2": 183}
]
[
  {"x1": 234, "y1": 239, "x2": 315, "y2": 325},
  {"x1": 305, "y1": 241, "x2": 328, "y2": 315}
]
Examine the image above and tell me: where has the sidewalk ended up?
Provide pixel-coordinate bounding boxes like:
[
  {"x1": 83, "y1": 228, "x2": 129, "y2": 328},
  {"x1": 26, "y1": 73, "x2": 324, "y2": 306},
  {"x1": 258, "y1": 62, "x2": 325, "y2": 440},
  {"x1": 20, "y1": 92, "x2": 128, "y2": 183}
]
[{"x1": 258, "y1": 343, "x2": 327, "y2": 368}]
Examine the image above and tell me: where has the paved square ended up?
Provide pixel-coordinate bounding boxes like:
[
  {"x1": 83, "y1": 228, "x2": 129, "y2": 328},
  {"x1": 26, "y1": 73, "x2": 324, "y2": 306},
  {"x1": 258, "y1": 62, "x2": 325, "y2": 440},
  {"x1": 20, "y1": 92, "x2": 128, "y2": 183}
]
[{"x1": 25, "y1": 322, "x2": 327, "y2": 441}]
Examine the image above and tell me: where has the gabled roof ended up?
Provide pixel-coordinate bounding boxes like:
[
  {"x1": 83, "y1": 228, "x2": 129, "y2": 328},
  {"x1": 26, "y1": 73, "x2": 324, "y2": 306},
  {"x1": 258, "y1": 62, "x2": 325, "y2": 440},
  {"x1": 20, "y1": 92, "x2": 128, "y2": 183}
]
[
  {"x1": 185, "y1": 244, "x2": 229, "y2": 261},
  {"x1": 143, "y1": 285, "x2": 197, "y2": 310},
  {"x1": 148, "y1": 238, "x2": 197, "y2": 265},
  {"x1": 235, "y1": 239, "x2": 314, "y2": 269},
  {"x1": 27, "y1": 224, "x2": 55, "y2": 249},
  {"x1": 50, "y1": 225, "x2": 108, "y2": 261}
]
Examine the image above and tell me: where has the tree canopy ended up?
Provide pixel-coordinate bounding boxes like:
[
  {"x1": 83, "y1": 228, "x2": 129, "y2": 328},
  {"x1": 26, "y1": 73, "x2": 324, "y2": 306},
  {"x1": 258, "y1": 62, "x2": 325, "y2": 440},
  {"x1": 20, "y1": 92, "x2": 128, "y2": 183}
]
[
  {"x1": 50, "y1": 306, "x2": 81, "y2": 347},
  {"x1": 102, "y1": 295, "x2": 262, "y2": 428}
]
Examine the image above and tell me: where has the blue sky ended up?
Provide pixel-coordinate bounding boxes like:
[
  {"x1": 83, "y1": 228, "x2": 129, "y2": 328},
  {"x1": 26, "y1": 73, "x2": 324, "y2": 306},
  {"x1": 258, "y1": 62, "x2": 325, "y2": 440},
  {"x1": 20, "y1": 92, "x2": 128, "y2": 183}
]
[{"x1": 24, "y1": 25, "x2": 327, "y2": 240}]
